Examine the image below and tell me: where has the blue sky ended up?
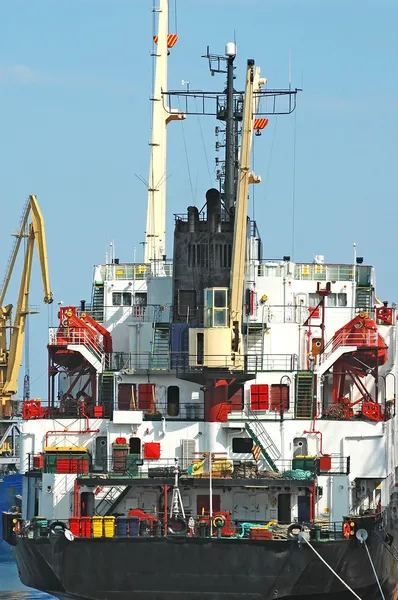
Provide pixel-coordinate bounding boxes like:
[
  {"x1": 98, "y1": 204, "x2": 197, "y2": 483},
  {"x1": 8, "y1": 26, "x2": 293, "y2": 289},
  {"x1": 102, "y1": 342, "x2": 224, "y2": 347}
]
[{"x1": 0, "y1": 0, "x2": 397, "y2": 399}]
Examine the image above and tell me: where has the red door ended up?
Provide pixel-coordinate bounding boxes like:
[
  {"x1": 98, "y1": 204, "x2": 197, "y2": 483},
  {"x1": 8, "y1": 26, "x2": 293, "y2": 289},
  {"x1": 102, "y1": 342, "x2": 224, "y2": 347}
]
[{"x1": 196, "y1": 495, "x2": 221, "y2": 516}]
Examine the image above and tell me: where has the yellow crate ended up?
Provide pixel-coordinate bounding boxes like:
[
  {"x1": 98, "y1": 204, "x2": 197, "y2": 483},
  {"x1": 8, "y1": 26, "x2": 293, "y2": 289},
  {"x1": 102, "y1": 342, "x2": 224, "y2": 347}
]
[
  {"x1": 92, "y1": 516, "x2": 104, "y2": 538},
  {"x1": 104, "y1": 516, "x2": 115, "y2": 538}
]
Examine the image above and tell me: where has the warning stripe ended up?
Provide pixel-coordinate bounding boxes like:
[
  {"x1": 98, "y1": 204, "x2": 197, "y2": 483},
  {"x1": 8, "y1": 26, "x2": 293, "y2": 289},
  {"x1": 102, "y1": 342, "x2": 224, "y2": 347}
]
[
  {"x1": 252, "y1": 444, "x2": 262, "y2": 462},
  {"x1": 254, "y1": 118, "x2": 269, "y2": 130},
  {"x1": 153, "y1": 34, "x2": 178, "y2": 48}
]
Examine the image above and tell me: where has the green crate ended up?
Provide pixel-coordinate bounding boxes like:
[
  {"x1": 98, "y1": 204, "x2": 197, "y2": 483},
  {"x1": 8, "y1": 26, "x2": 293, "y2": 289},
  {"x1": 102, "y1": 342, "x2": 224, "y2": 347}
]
[{"x1": 292, "y1": 456, "x2": 315, "y2": 471}]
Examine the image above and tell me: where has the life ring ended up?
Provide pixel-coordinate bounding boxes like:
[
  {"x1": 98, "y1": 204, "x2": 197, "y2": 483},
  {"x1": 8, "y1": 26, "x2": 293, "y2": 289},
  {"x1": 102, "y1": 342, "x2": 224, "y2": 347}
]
[
  {"x1": 81, "y1": 312, "x2": 87, "y2": 318},
  {"x1": 287, "y1": 523, "x2": 303, "y2": 540},
  {"x1": 62, "y1": 319, "x2": 69, "y2": 327},
  {"x1": 66, "y1": 310, "x2": 73, "y2": 317},
  {"x1": 213, "y1": 514, "x2": 226, "y2": 529},
  {"x1": 343, "y1": 522, "x2": 351, "y2": 539},
  {"x1": 50, "y1": 520, "x2": 67, "y2": 535}
]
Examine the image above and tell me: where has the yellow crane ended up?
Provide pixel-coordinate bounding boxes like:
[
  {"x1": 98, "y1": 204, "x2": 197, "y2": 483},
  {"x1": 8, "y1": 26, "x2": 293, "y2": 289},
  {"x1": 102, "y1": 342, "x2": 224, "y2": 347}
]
[{"x1": 0, "y1": 195, "x2": 53, "y2": 417}]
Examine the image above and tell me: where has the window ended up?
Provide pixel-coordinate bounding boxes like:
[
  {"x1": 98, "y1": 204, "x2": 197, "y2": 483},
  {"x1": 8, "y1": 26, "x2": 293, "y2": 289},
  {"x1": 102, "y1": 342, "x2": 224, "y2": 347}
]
[
  {"x1": 232, "y1": 437, "x2": 253, "y2": 454},
  {"x1": 134, "y1": 292, "x2": 147, "y2": 306},
  {"x1": 250, "y1": 384, "x2": 269, "y2": 410},
  {"x1": 112, "y1": 292, "x2": 132, "y2": 306},
  {"x1": 326, "y1": 293, "x2": 347, "y2": 307},
  {"x1": 167, "y1": 386, "x2": 180, "y2": 416},
  {"x1": 270, "y1": 384, "x2": 289, "y2": 412},
  {"x1": 309, "y1": 293, "x2": 320, "y2": 308},
  {"x1": 204, "y1": 288, "x2": 228, "y2": 328},
  {"x1": 138, "y1": 383, "x2": 155, "y2": 411},
  {"x1": 112, "y1": 292, "x2": 122, "y2": 306}
]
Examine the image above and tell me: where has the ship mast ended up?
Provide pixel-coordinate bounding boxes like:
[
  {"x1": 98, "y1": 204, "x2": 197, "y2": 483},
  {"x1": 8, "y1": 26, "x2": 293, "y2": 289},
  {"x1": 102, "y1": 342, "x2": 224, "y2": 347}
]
[{"x1": 144, "y1": 0, "x2": 185, "y2": 269}]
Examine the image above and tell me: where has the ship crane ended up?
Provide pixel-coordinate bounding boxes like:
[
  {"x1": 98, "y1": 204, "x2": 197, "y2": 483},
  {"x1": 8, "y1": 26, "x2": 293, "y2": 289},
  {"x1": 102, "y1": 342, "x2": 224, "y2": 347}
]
[{"x1": 0, "y1": 195, "x2": 53, "y2": 417}]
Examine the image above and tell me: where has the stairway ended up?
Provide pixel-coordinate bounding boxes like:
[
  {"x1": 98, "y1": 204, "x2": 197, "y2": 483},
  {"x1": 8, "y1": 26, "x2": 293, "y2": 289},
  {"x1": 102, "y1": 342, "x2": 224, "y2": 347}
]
[
  {"x1": 95, "y1": 485, "x2": 131, "y2": 516},
  {"x1": 356, "y1": 287, "x2": 372, "y2": 311},
  {"x1": 245, "y1": 409, "x2": 281, "y2": 472},
  {"x1": 151, "y1": 324, "x2": 169, "y2": 370},
  {"x1": 295, "y1": 371, "x2": 314, "y2": 419},
  {"x1": 100, "y1": 372, "x2": 115, "y2": 417},
  {"x1": 91, "y1": 285, "x2": 105, "y2": 323}
]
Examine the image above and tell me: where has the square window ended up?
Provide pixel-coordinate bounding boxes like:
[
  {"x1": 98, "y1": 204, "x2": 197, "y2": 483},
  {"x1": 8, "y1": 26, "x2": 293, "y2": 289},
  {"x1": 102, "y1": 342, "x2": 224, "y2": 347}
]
[{"x1": 112, "y1": 292, "x2": 122, "y2": 306}]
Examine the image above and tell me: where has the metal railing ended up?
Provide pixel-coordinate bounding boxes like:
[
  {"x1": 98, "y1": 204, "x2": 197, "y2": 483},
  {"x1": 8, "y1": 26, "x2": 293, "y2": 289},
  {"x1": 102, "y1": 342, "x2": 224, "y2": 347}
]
[
  {"x1": 94, "y1": 262, "x2": 173, "y2": 283},
  {"x1": 25, "y1": 454, "x2": 350, "y2": 479}
]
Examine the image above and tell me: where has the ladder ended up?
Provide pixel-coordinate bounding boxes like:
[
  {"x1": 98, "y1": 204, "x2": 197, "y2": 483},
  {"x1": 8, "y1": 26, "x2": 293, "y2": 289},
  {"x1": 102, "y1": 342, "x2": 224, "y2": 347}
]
[
  {"x1": 355, "y1": 287, "x2": 372, "y2": 311},
  {"x1": 95, "y1": 485, "x2": 131, "y2": 516},
  {"x1": 151, "y1": 324, "x2": 169, "y2": 370},
  {"x1": 91, "y1": 286, "x2": 105, "y2": 323},
  {"x1": 245, "y1": 408, "x2": 281, "y2": 472},
  {"x1": 100, "y1": 372, "x2": 115, "y2": 417},
  {"x1": 295, "y1": 371, "x2": 314, "y2": 418}
]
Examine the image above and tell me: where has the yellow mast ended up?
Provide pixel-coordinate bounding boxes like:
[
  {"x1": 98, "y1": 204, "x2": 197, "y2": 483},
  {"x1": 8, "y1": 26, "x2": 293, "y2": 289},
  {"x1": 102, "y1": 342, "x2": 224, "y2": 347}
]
[{"x1": 0, "y1": 195, "x2": 53, "y2": 416}]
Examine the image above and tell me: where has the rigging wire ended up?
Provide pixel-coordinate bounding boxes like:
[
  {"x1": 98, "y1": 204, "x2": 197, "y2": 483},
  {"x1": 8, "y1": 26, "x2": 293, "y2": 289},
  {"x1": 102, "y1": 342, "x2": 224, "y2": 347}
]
[
  {"x1": 263, "y1": 116, "x2": 278, "y2": 201},
  {"x1": 195, "y1": 98, "x2": 212, "y2": 186},
  {"x1": 302, "y1": 537, "x2": 362, "y2": 599},
  {"x1": 178, "y1": 97, "x2": 195, "y2": 204},
  {"x1": 291, "y1": 106, "x2": 297, "y2": 260}
]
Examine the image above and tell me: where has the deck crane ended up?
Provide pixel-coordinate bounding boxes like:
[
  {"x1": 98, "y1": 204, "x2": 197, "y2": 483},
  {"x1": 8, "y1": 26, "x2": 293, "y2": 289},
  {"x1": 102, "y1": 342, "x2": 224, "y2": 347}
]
[{"x1": 0, "y1": 195, "x2": 53, "y2": 417}]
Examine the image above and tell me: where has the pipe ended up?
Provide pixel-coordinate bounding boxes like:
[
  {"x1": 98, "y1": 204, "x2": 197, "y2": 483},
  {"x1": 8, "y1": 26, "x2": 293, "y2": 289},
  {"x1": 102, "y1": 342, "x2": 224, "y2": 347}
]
[
  {"x1": 163, "y1": 485, "x2": 168, "y2": 537},
  {"x1": 45, "y1": 427, "x2": 100, "y2": 448},
  {"x1": 303, "y1": 429, "x2": 325, "y2": 456}
]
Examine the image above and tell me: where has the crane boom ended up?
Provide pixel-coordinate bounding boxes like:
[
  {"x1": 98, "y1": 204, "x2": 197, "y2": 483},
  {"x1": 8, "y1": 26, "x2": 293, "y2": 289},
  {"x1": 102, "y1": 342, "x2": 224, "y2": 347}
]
[
  {"x1": 230, "y1": 59, "x2": 265, "y2": 359},
  {"x1": 0, "y1": 195, "x2": 53, "y2": 416}
]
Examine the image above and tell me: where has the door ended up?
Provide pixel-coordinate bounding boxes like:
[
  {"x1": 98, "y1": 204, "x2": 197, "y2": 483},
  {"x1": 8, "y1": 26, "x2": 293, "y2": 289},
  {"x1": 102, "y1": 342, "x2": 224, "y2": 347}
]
[
  {"x1": 233, "y1": 491, "x2": 250, "y2": 521},
  {"x1": 252, "y1": 492, "x2": 267, "y2": 521},
  {"x1": 277, "y1": 493, "x2": 291, "y2": 523},
  {"x1": 95, "y1": 436, "x2": 107, "y2": 470},
  {"x1": 298, "y1": 495, "x2": 310, "y2": 522},
  {"x1": 196, "y1": 494, "x2": 221, "y2": 516}
]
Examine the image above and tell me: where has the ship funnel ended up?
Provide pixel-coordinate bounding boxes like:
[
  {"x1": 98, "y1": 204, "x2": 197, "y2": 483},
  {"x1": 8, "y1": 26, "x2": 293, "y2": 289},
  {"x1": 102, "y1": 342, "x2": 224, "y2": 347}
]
[
  {"x1": 206, "y1": 188, "x2": 221, "y2": 233},
  {"x1": 187, "y1": 206, "x2": 199, "y2": 233}
]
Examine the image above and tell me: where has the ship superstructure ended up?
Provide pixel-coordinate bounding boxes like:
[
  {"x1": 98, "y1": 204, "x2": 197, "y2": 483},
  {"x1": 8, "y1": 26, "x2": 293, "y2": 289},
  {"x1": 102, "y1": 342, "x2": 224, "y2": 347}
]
[{"x1": 3, "y1": 2, "x2": 398, "y2": 599}]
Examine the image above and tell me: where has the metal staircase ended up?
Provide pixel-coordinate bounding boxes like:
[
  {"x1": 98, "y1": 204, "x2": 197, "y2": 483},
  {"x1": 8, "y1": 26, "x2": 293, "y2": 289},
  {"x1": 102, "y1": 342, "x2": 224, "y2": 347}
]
[
  {"x1": 91, "y1": 286, "x2": 105, "y2": 323},
  {"x1": 295, "y1": 371, "x2": 314, "y2": 418},
  {"x1": 95, "y1": 485, "x2": 131, "y2": 516},
  {"x1": 151, "y1": 324, "x2": 169, "y2": 370},
  {"x1": 355, "y1": 287, "x2": 372, "y2": 311},
  {"x1": 245, "y1": 408, "x2": 281, "y2": 472}
]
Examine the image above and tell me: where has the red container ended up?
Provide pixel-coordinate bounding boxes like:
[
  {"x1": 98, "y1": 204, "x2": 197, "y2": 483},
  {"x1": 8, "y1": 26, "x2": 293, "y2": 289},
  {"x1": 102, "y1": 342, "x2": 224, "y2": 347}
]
[
  {"x1": 319, "y1": 455, "x2": 332, "y2": 471},
  {"x1": 250, "y1": 529, "x2": 273, "y2": 540},
  {"x1": 115, "y1": 437, "x2": 127, "y2": 445},
  {"x1": 69, "y1": 517, "x2": 80, "y2": 536},
  {"x1": 80, "y1": 517, "x2": 92, "y2": 538},
  {"x1": 93, "y1": 406, "x2": 104, "y2": 417}
]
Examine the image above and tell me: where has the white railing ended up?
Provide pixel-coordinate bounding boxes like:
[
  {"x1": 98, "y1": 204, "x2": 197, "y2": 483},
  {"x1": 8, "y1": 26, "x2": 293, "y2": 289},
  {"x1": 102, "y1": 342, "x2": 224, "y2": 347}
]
[{"x1": 48, "y1": 327, "x2": 104, "y2": 361}]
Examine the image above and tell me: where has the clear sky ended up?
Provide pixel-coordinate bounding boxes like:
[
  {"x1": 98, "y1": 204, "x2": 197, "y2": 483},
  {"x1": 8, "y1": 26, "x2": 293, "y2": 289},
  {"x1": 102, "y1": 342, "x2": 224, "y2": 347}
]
[{"x1": 0, "y1": 0, "x2": 397, "y2": 399}]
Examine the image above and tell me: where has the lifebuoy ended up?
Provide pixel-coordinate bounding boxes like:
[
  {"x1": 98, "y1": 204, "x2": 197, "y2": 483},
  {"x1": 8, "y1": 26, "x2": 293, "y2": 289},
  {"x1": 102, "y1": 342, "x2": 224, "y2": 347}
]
[
  {"x1": 12, "y1": 520, "x2": 21, "y2": 535},
  {"x1": 50, "y1": 520, "x2": 67, "y2": 535},
  {"x1": 62, "y1": 319, "x2": 69, "y2": 327},
  {"x1": 343, "y1": 522, "x2": 351, "y2": 539},
  {"x1": 66, "y1": 310, "x2": 73, "y2": 317},
  {"x1": 287, "y1": 523, "x2": 303, "y2": 540},
  {"x1": 213, "y1": 514, "x2": 226, "y2": 529}
]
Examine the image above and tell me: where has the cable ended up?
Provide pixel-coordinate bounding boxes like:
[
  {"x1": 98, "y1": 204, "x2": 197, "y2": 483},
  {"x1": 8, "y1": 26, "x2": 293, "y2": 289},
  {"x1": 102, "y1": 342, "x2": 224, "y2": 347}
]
[
  {"x1": 178, "y1": 97, "x2": 195, "y2": 204},
  {"x1": 302, "y1": 537, "x2": 362, "y2": 599},
  {"x1": 291, "y1": 107, "x2": 297, "y2": 260},
  {"x1": 363, "y1": 540, "x2": 386, "y2": 600},
  {"x1": 195, "y1": 98, "x2": 212, "y2": 186}
]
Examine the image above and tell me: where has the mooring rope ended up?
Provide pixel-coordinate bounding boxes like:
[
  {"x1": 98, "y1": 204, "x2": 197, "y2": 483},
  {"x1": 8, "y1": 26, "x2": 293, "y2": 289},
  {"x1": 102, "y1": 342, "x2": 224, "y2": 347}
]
[
  {"x1": 302, "y1": 537, "x2": 362, "y2": 599},
  {"x1": 363, "y1": 540, "x2": 386, "y2": 600}
]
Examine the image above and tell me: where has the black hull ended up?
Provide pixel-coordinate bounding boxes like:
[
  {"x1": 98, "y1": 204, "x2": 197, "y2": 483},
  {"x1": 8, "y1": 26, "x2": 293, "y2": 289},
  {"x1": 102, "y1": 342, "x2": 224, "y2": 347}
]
[{"x1": 14, "y1": 532, "x2": 398, "y2": 600}]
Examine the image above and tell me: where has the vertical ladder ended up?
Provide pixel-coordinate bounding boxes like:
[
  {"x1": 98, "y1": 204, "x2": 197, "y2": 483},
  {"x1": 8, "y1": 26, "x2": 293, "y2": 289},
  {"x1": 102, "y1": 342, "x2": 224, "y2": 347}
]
[
  {"x1": 295, "y1": 371, "x2": 314, "y2": 418},
  {"x1": 100, "y1": 372, "x2": 115, "y2": 417},
  {"x1": 151, "y1": 324, "x2": 169, "y2": 370},
  {"x1": 92, "y1": 286, "x2": 105, "y2": 322}
]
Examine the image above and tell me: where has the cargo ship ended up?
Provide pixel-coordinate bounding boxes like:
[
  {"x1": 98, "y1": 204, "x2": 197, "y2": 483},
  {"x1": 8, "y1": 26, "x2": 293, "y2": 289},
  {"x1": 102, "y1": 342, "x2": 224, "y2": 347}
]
[{"x1": 3, "y1": 1, "x2": 398, "y2": 598}]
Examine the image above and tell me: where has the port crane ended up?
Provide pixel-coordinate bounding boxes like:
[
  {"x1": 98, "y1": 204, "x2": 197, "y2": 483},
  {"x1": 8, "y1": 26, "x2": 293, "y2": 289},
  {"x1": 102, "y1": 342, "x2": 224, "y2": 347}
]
[{"x1": 0, "y1": 195, "x2": 53, "y2": 419}]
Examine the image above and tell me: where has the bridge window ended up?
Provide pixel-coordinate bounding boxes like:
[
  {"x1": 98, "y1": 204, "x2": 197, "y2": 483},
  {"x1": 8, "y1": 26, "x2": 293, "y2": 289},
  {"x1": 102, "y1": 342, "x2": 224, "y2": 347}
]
[
  {"x1": 112, "y1": 292, "x2": 132, "y2": 306},
  {"x1": 327, "y1": 293, "x2": 347, "y2": 307}
]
